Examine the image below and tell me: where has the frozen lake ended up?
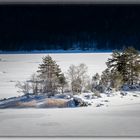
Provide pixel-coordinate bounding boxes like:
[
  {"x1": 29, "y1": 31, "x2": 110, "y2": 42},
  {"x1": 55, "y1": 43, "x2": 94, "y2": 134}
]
[
  {"x1": 0, "y1": 53, "x2": 140, "y2": 137},
  {"x1": 0, "y1": 53, "x2": 110, "y2": 98},
  {"x1": 0, "y1": 103, "x2": 140, "y2": 136}
]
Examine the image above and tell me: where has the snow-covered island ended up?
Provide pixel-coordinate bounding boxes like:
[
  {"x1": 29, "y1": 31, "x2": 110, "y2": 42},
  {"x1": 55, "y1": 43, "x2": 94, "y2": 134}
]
[
  {"x1": 0, "y1": 47, "x2": 140, "y2": 109},
  {"x1": 0, "y1": 47, "x2": 140, "y2": 136},
  {"x1": 0, "y1": 89, "x2": 140, "y2": 109}
]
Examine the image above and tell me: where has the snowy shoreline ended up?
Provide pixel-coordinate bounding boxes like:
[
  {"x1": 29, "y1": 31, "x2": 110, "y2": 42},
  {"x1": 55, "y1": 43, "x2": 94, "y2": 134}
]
[{"x1": 0, "y1": 91, "x2": 140, "y2": 109}]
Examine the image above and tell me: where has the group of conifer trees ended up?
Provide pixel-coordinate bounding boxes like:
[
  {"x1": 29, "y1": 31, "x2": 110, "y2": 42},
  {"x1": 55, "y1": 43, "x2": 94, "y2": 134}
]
[
  {"x1": 16, "y1": 47, "x2": 140, "y2": 96},
  {"x1": 101, "y1": 47, "x2": 140, "y2": 91}
]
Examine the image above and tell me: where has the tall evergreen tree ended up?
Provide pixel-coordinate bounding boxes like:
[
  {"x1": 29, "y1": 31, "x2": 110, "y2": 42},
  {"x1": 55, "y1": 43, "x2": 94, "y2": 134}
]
[
  {"x1": 123, "y1": 47, "x2": 140, "y2": 86},
  {"x1": 99, "y1": 68, "x2": 123, "y2": 92},
  {"x1": 106, "y1": 47, "x2": 140, "y2": 88},
  {"x1": 106, "y1": 50, "x2": 128, "y2": 83},
  {"x1": 37, "y1": 55, "x2": 65, "y2": 95}
]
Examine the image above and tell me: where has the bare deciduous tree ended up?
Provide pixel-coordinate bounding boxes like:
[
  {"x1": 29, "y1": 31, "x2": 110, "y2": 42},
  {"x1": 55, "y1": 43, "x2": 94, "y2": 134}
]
[
  {"x1": 15, "y1": 81, "x2": 30, "y2": 95},
  {"x1": 67, "y1": 63, "x2": 89, "y2": 94}
]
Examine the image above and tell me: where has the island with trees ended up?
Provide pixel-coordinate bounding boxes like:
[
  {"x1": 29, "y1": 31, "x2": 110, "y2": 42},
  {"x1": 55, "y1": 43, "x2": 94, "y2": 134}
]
[{"x1": 0, "y1": 47, "x2": 140, "y2": 108}]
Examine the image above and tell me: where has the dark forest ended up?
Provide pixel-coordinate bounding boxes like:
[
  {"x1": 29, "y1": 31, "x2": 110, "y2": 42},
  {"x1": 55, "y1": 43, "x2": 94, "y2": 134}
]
[{"x1": 0, "y1": 4, "x2": 140, "y2": 51}]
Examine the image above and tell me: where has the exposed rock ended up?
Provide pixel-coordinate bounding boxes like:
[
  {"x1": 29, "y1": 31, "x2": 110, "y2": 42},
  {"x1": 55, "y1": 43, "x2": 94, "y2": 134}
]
[
  {"x1": 96, "y1": 103, "x2": 104, "y2": 107},
  {"x1": 120, "y1": 91, "x2": 127, "y2": 96},
  {"x1": 133, "y1": 94, "x2": 139, "y2": 97},
  {"x1": 102, "y1": 100, "x2": 109, "y2": 102},
  {"x1": 73, "y1": 97, "x2": 89, "y2": 107}
]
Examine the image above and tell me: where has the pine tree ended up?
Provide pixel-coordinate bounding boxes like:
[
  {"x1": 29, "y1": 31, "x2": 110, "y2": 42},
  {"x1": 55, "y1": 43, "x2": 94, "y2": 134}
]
[
  {"x1": 37, "y1": 55, "x2": 64, "y2": 95},
  {"x1": 123, "y1": 47, "x2": 140, "y2": 86},
  {"x1": 106, "y1": 47, "x2": 140, "y2": 88},
  {"x1": 109, "y1": 70, "x2": 123, "y2": 90},
  {"x1": 106, "y1": 50, "x2": 128, "y2": 84}
]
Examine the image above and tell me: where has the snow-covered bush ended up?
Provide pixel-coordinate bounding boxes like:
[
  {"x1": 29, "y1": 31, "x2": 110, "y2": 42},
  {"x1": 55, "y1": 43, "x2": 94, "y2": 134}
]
[
  {"x1": 15, "y1": 81, "x2": 31, "y2": 95},
  {"x1": 92, "y1": 89, "x2": 101, "y2": 98}
]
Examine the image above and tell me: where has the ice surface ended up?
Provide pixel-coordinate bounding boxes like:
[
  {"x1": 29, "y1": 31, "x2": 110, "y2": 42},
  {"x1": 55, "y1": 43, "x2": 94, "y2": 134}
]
[{"x1": 0, "y1": 101, "x2": 140, "y2": 136}]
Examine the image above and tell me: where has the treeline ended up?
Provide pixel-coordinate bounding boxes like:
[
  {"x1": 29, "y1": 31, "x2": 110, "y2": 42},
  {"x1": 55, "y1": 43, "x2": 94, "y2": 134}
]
[
  {"x1": 16, "y1": 47, "x2": 140, "y2": 96},
  {"x1": 0, "y1": 36, "x2": 140, "y2": 51},
  {"x1": 0, "y1": 40, "x2": 140, "y2": 52},
  {"x1": 0, "y1": 39, "x2": 97, "y2": 51}
]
